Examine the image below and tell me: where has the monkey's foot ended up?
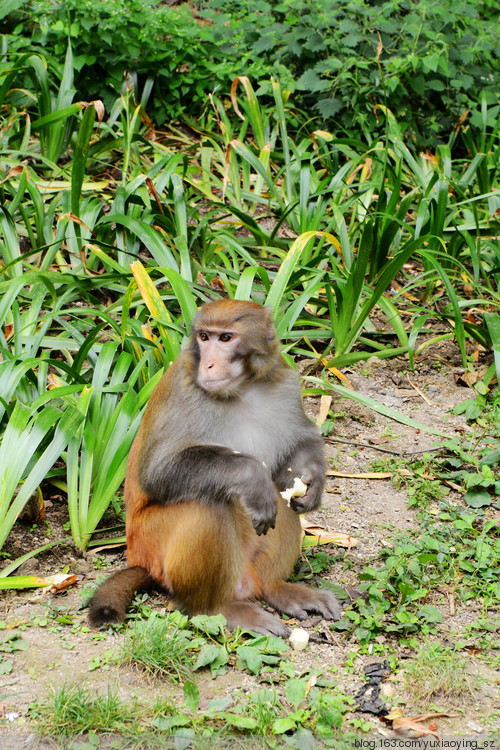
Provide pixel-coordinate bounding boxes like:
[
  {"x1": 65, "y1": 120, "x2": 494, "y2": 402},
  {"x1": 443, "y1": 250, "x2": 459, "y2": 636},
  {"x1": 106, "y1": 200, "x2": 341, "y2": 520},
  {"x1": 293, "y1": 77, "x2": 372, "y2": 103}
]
[
  {"x1": 223, "y1": 601, "x2": 289, "y2": 638},
  {"x1": 263, "y1": 581, "x2": 342, "y2": 621}
]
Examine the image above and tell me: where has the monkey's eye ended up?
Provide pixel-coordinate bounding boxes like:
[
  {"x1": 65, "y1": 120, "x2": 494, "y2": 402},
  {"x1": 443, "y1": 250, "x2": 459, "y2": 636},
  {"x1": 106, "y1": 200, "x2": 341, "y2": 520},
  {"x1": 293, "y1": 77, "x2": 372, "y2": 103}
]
[
  {"x1": 219, "y1": 333, "x2": 233, "y2": 342},
  {"x1": 198, "y1": 331, "x2": 209, "y2": 341}
]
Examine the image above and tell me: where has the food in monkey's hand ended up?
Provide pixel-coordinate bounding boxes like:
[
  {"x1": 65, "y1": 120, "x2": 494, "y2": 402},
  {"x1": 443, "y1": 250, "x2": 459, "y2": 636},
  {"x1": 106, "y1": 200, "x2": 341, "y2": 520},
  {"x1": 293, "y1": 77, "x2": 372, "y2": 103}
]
[{"x1": 280, "y1": 476, "x2": 308, "y2": 507}]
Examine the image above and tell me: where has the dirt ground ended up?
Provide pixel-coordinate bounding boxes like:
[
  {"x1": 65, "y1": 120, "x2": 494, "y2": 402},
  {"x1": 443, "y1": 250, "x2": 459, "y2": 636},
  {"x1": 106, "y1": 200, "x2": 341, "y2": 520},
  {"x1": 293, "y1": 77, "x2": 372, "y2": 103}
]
[{"x1": 1, "y1": 346, "x2": 499, "y2": 747}]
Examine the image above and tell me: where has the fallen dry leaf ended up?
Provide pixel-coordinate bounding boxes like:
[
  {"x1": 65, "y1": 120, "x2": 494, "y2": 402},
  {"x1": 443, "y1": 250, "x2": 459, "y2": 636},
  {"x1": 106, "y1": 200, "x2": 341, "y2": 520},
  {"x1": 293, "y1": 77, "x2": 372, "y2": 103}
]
[
  {"x1": 300, "y1": 519, "x2": 359, "y2": 547},
  {"x1": 45, "y1": 574, "x2": 78, "y2": 593},
  {"x1": 304, "y1": 674, "x2": 316, "y2": 700},
  {"x1": 1, "y1": 165, "x2": 25, "y2": 183},
  {"x1": 328, "y1": 468, "x2": 461, "y2": 493},
  {"x1": 385, "y1": 708, "x2": 404, "y2": 720},
  {"x1": 383, "y1": 711, "x2": 458, "y2": 739},
  {"x1": 322, "y1": 364, "x2": 353, "y2": 388},
  {"x1": 411, "y1": 712, "x2": 459, "y2": 722},
  {"x1": 305, "y1": 340, "x2": 353, "y2": 388},
  {"x1": 327, "y1": 470, "x2": 393, "y2": 479},
  {"x1": 455, "y1": 371, "x2": 478, "y2": 387},
  {"x1": 316, "y1": 395, "x2": 332, "y2": 426},
  {"x1": 392, "y1": 717, "x2": 439, "y2": 738},
  {"x1": 210, "y1": 276, "x2": 226, "y2": 293},
  {"x1": 89, "y1": 542, "x2": 126, "y2": 555}
]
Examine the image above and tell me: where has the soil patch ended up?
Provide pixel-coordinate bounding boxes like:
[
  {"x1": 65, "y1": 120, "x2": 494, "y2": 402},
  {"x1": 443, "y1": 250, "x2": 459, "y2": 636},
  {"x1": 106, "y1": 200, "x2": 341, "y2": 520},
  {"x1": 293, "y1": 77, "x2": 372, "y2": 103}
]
[{"x1": 1, "y1": 353, "x2": 499, "y2": 744}]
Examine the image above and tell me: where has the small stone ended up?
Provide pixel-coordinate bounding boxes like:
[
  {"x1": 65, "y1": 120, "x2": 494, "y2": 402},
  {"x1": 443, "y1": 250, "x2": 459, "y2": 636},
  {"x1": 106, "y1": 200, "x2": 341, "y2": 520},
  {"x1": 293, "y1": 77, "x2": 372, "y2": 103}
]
[
  {"x1": 467, "y1": 721, "x2": 483, "y2": 733},
  {"x1": 380, "y1": 683, "x2": 394, "y2": 698}
]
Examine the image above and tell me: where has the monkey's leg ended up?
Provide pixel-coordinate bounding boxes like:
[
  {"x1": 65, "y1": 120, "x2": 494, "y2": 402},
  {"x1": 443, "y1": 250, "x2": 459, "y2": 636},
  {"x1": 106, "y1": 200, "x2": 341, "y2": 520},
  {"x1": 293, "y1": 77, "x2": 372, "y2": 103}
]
[
  {"x1": 128, "y1": 501, "x2": 289, "y2": 636},
  {"x1": 127, "y1": 501, "x2": 241, "y2": 613},
  {"x1": 255, "y1": 497, "x2": 342, "y2": 621},
  {"x1": 262, "y1": 580, "x2": 341, "y2": 620}
]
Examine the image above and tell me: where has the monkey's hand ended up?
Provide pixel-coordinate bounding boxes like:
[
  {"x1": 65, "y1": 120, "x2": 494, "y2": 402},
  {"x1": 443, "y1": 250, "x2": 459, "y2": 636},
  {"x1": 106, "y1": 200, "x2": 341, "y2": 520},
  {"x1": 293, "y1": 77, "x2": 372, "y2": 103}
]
[
  {"x1": 274, "y1": 437, "x2": 326, "y2": 514},
  {"x1": 286, "y1": 462, "x2": 325, "y2": 514},
  {"x1": 235, "y1": 458, "x2": 277, "y2": 536}
]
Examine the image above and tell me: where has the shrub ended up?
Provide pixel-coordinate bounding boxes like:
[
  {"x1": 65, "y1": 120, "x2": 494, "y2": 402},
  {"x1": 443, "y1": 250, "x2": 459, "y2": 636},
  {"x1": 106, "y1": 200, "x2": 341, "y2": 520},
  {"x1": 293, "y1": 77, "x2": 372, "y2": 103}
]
[
  {"x1": 3, "y1": 0, "x2": 500, "y2": 145},
  {"x1": 5, "y1": 0, "x2": 264, "y2": 123},
  {"x1": 203, "y1": 0, "x2": 500, "y2": 147}
]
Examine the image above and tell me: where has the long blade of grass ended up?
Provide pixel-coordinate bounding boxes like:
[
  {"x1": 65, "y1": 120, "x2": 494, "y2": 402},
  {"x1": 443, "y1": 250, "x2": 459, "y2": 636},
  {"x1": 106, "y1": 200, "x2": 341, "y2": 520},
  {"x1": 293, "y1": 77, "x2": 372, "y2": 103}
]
[
  {"x1": 331, "y1": 236, "x2": 431, "y2": 360},
  {"x1": 98, "y1": 214, "x2": 179, "y2": 270},
  {"x1": 130, "y1": 261, "x2": 180, "y2": 360},
  {"x1": 0, "y1": 540, "x2": 67, "y2": 578},
  {"x1": 421, "y1": 250, "x2": 467, "y2": 365},
  {"x1": 266, "y1": 231, "x2": 341, "y2": 313},
  {"x1": 71, "y1": 102, "x2": 98, "y2": 216},
  {"x1": 307, "y1": 378, "x2": 452, "y2": 438},
  {"x1": 0, "y1": 576, "x2": 60, "y2": 590},
  {"x1": 0, "y1": 402, "x2": 85, "y2": 550},
  {"x1": 160, "y1": 267, "x2": 199, "y2": 326},
  {"x1": 230, "y1": 76, "x2": 266, "y2": 150},
  {"x1": 484, "y1": 312, "x2": 500, "y2": 382},
  {"x1": 0, "y1": 206, "x2": 22, "y2": 278},
  {"x1": 229, "y1": 139, "x2": 283, "y2": 207},
  {"x1": 235, "y1": 266, "x2": 271, "y2": 301}
]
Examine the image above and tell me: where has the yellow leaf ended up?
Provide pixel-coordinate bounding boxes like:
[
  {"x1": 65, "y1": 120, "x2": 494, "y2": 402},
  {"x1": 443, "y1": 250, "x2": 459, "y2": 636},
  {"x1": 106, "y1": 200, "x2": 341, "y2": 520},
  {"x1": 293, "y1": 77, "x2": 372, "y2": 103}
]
[{"x1": 300, "y1": 519, "x2": 359, "y2": 548}]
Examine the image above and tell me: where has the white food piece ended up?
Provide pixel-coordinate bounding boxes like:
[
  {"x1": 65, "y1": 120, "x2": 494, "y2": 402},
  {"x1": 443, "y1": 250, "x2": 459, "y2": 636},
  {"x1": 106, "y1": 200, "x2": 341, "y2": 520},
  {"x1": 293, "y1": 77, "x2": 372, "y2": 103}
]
[
  {"x1": 289, "y1": 628, "x2": 310, "y2": 651},
  {"x1": 280, "y1": 476, "x2": 308, "y2": 507}
]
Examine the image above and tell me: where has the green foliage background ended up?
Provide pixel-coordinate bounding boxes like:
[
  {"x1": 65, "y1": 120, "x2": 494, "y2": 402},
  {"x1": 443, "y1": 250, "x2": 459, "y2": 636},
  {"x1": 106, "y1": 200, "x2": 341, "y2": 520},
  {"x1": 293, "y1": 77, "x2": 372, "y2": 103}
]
[
  {"x1": 5, "y1": 0, "x2": 500, "y2": 146},
  {"x1": 0, "y1": 0, "x2": 498, "y2": 647}
]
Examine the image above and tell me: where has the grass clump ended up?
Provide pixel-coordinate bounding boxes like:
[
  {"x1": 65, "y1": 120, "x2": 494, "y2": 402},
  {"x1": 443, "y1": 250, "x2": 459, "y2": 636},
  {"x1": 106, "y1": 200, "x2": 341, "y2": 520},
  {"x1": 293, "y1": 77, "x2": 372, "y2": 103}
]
[
  {"x1": 404, "y1": 643, "x2": 477, "y2": 707},
  {"x1": 32, "y1": 684, "x2": 139, "y2": 737},
  {"x1": 120, "y1": 613, "x2": 193, "y2": 681}
]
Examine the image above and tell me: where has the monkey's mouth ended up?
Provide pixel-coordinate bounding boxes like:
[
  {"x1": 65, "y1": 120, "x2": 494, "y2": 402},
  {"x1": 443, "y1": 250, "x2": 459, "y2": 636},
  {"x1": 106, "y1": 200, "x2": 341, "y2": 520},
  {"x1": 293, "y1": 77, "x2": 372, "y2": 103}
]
[{"x1": 198, "y1": 377, "x2": 233, "y2": 393}]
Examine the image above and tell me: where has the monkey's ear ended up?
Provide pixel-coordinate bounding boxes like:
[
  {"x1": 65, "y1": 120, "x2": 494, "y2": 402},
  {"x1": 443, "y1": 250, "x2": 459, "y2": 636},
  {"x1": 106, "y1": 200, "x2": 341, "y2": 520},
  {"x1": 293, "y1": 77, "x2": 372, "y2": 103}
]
[{"x1": 263, "y1": 306, "x2": 276, "y2": 341}]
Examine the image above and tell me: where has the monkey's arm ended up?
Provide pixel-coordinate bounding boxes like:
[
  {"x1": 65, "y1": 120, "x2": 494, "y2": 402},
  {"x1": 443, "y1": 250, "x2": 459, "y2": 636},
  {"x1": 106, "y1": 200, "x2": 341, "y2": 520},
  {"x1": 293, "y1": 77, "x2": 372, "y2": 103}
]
[
  {"x1": 274, "y1": 436, "x2": 326, "y2": 513},
  {"x1": 139, "y1": 444, "x2": 277, "y2": 535}
]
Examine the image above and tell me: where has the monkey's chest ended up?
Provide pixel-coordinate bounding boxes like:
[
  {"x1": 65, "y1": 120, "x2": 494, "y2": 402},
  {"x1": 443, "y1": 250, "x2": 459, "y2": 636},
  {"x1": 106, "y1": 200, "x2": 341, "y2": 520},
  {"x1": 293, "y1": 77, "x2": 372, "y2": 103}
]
[
  {"x1": 220, "y1": 418, "x2": 285, "y2": 465},
  {"x1": 205, "y1": 390, "x2": 297, "y2": 471}
]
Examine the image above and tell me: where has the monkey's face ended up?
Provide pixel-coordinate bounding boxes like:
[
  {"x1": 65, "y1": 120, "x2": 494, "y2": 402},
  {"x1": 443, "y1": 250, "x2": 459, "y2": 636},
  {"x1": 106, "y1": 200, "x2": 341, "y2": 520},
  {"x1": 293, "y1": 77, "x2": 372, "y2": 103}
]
[
  {"x1": 194, "y1": 328, "x2": 247, "y2": 398},
  {"x1": 189, "y1": 300, "x2": 281, "y2": 398}
]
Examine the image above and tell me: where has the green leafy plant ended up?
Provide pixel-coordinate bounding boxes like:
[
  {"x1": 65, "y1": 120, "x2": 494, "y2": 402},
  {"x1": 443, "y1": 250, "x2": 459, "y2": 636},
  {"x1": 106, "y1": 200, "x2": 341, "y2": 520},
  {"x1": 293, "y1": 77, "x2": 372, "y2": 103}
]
[
  {"x1": 201, "y1": 0, "x2": 500, "y2": 148},
  {"x1": 0, "y1": 400, "x2": 84, "y2": 552},
  {"x1": 12, "y1": 0, "x2": 257, "y2": 124},
  {"x1": 59, "y1": 343, "x2": 156, "y2": 551}
]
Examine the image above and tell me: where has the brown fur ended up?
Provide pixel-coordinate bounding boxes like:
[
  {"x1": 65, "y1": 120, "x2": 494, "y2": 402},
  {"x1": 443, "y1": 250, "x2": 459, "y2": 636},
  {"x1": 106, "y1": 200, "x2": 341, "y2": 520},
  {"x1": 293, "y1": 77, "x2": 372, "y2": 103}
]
[{"x1": 88, "y1": 566, "x2": 153, "y2": 628}]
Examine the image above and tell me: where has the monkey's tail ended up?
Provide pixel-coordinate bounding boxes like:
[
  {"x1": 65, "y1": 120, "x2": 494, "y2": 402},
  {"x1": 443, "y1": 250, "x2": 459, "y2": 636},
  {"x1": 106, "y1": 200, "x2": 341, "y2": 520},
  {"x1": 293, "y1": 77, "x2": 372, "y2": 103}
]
[{"x1": 88, "y1": 566, "x2": 154, "y2": 627}]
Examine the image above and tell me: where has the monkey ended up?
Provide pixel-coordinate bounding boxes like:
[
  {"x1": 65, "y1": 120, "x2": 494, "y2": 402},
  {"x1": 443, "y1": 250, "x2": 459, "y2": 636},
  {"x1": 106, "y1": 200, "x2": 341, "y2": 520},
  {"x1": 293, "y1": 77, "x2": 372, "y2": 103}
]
[{"x1": 89, "y1": 300, "x2": 341, "y2": 636}]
